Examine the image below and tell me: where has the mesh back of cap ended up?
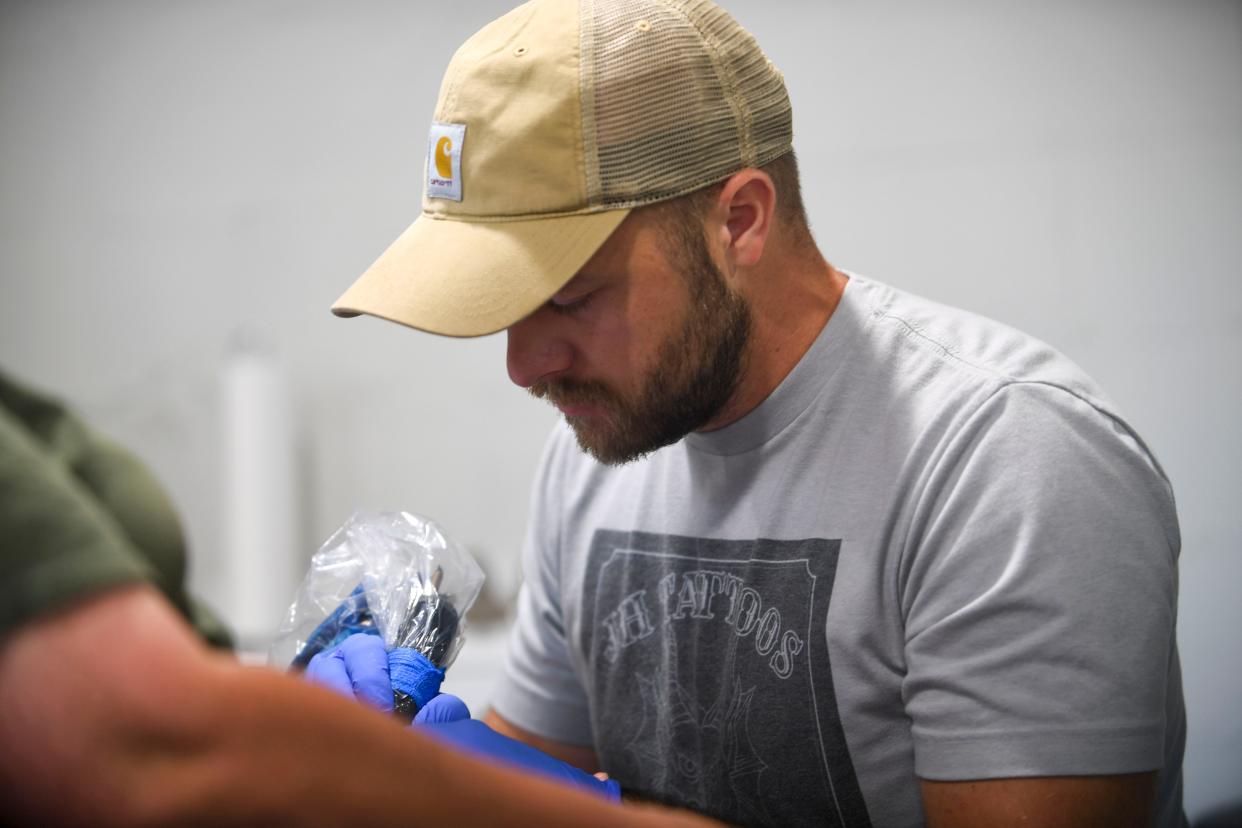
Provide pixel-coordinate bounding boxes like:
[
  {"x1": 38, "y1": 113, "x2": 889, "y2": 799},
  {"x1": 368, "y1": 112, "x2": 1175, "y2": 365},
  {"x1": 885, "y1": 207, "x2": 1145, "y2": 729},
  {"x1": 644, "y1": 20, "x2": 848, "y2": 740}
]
[{"x1": 580, "y1": 0, "x2": 792, "y2": 210}]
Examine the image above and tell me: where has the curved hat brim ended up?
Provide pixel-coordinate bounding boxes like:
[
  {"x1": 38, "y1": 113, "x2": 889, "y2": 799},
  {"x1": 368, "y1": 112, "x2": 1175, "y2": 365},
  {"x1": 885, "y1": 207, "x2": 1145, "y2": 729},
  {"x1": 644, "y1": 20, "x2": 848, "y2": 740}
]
[{"x1": 332, "y1": 208, "x2": 630, "y2": 338}]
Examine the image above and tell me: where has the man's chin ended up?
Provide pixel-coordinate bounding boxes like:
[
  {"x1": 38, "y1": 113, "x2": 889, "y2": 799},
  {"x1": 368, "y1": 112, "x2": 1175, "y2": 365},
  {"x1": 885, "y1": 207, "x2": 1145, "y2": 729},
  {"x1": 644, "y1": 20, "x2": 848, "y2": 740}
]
[{"x1": 565, "y1": 419, "x2": 652, "y2": 467}]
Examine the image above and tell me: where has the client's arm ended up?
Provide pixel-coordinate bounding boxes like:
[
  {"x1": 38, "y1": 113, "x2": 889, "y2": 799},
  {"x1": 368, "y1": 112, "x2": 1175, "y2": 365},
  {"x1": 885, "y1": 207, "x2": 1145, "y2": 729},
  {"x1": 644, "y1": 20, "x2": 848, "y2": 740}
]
[{"x1": 0, "y1": 584, "x2": 721, "y2": 828}]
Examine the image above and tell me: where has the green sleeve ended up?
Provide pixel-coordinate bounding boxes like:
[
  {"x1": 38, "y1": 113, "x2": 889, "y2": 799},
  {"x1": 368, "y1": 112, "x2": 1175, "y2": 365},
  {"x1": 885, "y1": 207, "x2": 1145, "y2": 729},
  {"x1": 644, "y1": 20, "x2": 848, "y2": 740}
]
[{"x1": 0, "y1": 372, "x2": 231, "y2": 647}]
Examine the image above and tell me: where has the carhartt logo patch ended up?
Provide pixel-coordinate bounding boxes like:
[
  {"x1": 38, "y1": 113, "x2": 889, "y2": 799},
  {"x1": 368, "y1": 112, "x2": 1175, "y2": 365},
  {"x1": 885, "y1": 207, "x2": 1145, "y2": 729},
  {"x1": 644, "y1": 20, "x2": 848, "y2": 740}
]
[{"x1": 427, "y1": 122, "x2": 466, "y2": 201}]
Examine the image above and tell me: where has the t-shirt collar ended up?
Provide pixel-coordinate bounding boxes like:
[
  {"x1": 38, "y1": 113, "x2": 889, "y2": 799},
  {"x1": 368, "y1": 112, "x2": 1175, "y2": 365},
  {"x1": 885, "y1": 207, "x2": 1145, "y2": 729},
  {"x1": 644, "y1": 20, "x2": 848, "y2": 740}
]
[{"x1": 684, "y1": 274, "x2": 870, "y2": 457}]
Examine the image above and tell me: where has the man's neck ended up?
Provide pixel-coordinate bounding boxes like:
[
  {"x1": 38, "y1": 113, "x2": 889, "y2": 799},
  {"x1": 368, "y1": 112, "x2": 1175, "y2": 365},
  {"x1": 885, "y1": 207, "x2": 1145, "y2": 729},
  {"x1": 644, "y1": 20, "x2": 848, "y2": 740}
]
[{"x1": 701, "y1": 251, "x2": 847, "y2": 433}]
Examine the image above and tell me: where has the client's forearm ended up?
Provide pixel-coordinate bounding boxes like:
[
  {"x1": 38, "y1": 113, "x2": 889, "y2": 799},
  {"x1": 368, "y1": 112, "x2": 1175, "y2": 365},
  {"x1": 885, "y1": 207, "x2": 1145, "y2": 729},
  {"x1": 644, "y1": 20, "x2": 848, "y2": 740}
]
[
  {"x1": 198, "y1": 662, "x2": 722, "y2": 827},
  {"x1": 0, "y1": 586, "x2": 721, "y2": 827}
]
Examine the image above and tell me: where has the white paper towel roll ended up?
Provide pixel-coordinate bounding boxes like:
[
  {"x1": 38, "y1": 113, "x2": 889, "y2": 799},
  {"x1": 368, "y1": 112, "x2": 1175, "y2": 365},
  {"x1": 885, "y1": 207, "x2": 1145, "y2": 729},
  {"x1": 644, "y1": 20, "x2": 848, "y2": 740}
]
[{"x1": 220, "y1": 343, "x2": 299, "y2": 649}]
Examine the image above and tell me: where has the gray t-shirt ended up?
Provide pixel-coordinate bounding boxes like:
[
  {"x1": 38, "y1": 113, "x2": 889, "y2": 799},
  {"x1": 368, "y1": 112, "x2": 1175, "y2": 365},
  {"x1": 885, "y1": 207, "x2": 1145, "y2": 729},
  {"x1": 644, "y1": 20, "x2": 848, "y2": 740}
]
[{"x1": 491, "y1": 274, "x2": 1185, "y2": 827}]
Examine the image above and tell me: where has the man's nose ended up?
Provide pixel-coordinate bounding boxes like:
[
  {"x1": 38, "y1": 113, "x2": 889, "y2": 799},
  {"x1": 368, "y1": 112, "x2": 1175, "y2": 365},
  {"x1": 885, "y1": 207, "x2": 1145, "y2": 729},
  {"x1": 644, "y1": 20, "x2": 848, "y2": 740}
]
[{"x1": 506, "y1": 309, "x2": 573, "y2": 388}]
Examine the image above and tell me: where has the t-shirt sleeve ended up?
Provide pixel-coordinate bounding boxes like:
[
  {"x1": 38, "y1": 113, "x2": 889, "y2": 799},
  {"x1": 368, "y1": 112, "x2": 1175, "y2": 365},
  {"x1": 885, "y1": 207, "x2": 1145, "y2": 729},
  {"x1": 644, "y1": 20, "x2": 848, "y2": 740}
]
[
  {"x1": 489, "y1": 426, "x2": 595, "y2": 747},
  {"x1": 901, "y1": 382, "x2": 1179, "y2": 780},
  {"x1": 0, "y1": 402, "x2": 154, "y2": 637}
]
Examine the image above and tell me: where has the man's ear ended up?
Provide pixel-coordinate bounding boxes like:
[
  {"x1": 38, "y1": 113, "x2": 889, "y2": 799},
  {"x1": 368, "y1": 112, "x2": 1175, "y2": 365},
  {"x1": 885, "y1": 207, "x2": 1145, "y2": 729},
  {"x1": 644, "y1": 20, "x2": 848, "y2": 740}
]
[{"x1": 714, "y1": 168, "x2": 776, "y2": 268}]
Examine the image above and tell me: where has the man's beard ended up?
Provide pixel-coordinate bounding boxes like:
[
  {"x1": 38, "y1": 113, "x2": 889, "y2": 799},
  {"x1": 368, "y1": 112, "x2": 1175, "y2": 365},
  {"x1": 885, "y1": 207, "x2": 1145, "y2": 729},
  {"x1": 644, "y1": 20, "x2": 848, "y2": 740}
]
[{"x1": 530, "y1": 231, "x2": 751, "y2": 465}]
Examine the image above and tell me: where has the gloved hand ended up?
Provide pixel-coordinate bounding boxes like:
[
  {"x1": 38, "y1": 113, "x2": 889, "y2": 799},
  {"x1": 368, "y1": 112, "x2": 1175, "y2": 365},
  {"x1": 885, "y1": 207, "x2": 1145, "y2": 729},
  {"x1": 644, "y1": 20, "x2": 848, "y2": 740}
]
[
  {"x1": 413, "y1": 692, "x2": 472, "y2": 724},
  {"x1": 414, "y1": 695, "x2": 621, "y2": 802},
  {"x1": 307, "y1": 637, "x2": 618, "y2": 801},
  {"x1": 305, "y1": 630, "x2": 450, "y2": 720},
  {"x1": 305, "y1": 631, "x2": 394, "y2": 713}
]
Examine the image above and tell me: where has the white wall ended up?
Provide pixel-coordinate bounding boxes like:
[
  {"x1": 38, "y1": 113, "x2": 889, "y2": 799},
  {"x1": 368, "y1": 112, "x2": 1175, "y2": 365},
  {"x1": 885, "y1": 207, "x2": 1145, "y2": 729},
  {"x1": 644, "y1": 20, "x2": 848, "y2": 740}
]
[{"x1": 1, "y1": 1, "x2": 1238, "y2": 819}]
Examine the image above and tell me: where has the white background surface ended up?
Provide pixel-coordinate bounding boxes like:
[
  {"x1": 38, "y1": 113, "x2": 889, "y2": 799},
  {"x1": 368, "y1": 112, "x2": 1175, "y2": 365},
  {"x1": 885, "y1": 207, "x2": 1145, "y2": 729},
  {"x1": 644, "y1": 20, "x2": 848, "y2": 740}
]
[{"x1": 1, "y1": 1, "x2": 1238, "y2": 819}]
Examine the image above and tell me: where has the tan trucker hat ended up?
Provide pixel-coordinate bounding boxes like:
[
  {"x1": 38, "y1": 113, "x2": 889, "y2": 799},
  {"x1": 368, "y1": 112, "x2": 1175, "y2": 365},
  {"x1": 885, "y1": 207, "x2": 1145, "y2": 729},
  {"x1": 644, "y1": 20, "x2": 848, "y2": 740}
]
[{"x1": 331, "y1": 0, "x2": 793, "y2": 337}]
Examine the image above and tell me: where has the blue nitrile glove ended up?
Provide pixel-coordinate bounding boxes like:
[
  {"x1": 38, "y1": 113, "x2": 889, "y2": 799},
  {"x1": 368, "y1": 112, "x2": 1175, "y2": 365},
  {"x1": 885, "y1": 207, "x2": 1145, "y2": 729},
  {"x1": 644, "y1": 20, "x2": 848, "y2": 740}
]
[
  {"x1": 413, "y1": 692, "x2": 472, "y2": 724},
  {"x1": 414, "y1": 695, "x2": 621, "y2": 802},
  {"x1": 305, "y1": 631, "x2": 393, "y2": 713},
  {"x1": 304, "y1": 632, "x2": 448, "y2": 719}
]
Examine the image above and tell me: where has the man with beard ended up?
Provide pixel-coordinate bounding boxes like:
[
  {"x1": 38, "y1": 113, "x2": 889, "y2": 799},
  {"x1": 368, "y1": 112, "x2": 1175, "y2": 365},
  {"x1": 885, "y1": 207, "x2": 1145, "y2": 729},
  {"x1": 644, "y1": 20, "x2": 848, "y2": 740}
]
[{"x1": 326, "y1": 0, "x2": 1184, "y2": 826}]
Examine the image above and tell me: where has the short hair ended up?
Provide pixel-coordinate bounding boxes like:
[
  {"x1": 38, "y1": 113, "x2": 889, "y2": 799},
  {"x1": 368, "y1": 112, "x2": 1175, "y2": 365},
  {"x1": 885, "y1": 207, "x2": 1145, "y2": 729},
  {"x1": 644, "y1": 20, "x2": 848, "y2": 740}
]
[{"x1": 645, "y1": 149, "x2": 815, "y2": 259}]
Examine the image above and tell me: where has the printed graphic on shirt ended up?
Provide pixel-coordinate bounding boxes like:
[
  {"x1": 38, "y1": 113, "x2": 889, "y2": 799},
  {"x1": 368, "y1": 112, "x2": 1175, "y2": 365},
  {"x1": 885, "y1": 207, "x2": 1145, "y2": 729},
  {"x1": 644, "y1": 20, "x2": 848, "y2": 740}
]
[{"x1": 580, "y1": 530, "x2": 869, "y2": 828}]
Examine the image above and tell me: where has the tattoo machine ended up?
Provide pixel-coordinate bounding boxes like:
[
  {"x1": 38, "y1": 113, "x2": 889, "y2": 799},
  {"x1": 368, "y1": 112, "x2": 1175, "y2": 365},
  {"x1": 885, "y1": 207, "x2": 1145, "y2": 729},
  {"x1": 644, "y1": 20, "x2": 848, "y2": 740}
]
[{"x1": 270, "y1": 510, "x2": 485, "y2": 720}]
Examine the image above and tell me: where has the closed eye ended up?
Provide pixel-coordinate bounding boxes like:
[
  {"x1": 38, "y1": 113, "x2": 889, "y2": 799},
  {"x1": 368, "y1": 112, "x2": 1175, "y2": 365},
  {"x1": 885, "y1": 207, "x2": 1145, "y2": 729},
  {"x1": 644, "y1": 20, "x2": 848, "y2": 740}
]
[{"x1": 548, "y1": 290, "x2": 596, "y2": 316}]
